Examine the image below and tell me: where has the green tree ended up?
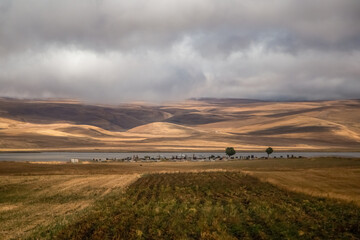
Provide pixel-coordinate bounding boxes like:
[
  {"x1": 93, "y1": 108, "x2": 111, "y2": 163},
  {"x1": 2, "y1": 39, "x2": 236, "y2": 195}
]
[
  {"x1": 266, "y1": 147, "x2": 273, "y2": 158},
  {"x1": 225, "y1": 147, "x2": 236, "y2": 158}
]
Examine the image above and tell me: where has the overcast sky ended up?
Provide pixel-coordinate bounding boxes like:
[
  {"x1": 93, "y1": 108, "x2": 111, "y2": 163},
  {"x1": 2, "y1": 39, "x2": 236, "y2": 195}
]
[{"x1": 0, "y1": 0, "x2": 359, "y2": 103}]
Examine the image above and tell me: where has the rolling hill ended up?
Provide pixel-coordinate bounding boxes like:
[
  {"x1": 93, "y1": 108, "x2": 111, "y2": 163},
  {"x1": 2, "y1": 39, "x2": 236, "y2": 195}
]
[{"x1": 0, "y1": 97, "x2": 359, "y2": 152}]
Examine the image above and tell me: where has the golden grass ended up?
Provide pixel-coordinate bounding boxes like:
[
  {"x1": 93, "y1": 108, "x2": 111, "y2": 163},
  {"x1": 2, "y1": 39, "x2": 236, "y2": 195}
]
[
  {"x1": 128, "y1": 122, "x2": 198, "y2": 136},
  {"x1": 243, "y1": 168, "x2": 360, "y2": 205},
  {"x1": 0, "y1": 174, "x2": 139, "y2": 239}
]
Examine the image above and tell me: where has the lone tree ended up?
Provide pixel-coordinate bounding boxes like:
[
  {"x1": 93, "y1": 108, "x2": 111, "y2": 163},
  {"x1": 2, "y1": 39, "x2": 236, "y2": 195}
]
[
  {"x1": 225, "y1": 147, "x2": 236, "y2": 158},
  {"x1": 266, "y1": 147, "x2": 274, "y2": 158}
]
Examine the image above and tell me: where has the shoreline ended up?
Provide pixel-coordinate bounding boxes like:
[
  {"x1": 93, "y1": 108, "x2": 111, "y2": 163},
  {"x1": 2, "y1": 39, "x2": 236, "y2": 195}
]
[{"x1": 1, "y1": 149, "x2": 360, "y2": 154}]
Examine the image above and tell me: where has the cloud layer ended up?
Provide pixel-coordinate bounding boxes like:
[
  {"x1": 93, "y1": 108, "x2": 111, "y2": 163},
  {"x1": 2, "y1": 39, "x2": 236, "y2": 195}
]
[{"x1": 1, "y1": 0, "x2": 360, "y2": 102}]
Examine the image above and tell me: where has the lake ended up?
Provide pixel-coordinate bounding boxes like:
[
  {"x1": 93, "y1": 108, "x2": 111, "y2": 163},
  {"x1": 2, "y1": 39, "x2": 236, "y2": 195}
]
[{"x1": 0, "y1": 152, "x2": 359, "y2": 162}]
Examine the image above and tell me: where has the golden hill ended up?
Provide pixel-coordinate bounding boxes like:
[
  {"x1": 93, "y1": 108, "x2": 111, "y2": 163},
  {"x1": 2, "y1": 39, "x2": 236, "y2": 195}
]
[{"x1": 0, "y1": 98, "x2": 359, "y2": 152}]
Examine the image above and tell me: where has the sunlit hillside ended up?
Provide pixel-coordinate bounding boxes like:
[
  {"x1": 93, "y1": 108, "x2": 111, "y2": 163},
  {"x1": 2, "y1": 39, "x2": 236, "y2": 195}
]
[{"x1": 0, "y1": 98, "x2": 359, "y2": 152}]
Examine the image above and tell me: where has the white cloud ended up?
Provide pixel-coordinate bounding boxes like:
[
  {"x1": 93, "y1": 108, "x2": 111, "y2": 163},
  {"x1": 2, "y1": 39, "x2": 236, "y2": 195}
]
[{"x1": 0, "y1": 0, "x2": 359, "y2": 102}]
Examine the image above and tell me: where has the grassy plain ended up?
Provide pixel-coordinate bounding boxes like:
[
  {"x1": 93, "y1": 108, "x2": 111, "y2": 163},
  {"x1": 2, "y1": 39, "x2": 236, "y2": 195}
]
[
  {"x1": 0, "y1": 174, "x2": 139, "y2": 239},
  {"x1": 0, "y1": 157, "x2": 360, "y2": 239}
]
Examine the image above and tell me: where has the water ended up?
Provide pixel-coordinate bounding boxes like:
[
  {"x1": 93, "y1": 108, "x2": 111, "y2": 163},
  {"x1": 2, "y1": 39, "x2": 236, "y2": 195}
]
[{"x1": 0, "y1": 152, "x2": 359, "y2": 162}]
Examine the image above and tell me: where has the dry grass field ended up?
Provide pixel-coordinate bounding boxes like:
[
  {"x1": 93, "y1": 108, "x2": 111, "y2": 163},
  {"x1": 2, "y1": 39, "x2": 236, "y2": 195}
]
[
  {"x1": 1, "y1": 157, "x2": 360, "y2": 239},
  {"x1": 0, "y1": 98, "x2": 359, "y2": 152},
  {"x1": 0, "y1": 174, "x2": 139, "y2": 239},
  {"x1": 49, "y1": 172, "x2": 360, "y2": 239},
  {"x1": 244, "y1": 168, "x2": 360, "y2": 205}
]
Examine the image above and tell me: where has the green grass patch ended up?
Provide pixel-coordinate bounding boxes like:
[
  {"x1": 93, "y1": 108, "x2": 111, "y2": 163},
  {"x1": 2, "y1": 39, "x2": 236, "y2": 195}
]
[{"x1": 34, "y1": 172, "x2": 360, "y2": 239}]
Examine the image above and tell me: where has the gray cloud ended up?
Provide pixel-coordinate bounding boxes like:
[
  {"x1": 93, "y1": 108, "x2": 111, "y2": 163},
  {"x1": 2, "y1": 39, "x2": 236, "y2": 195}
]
[{"x1": 0, "y1": 0, "x2": 359, "y2": 103}]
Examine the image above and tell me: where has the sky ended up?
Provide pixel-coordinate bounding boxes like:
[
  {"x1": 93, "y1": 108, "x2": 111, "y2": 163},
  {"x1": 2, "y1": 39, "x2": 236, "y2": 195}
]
[{"x1": 0, "y1": 0, "x2": 359, "y2": 103}]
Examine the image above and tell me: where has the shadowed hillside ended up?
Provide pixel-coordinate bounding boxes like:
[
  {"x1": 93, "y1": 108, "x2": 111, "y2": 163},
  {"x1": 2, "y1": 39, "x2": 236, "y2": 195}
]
[
  {"x1": 0, "y1": 97, "x2": 359, "y2": 152},
  {"x1": 0, "y1": 98, "x2": 171, "y2": 131}
]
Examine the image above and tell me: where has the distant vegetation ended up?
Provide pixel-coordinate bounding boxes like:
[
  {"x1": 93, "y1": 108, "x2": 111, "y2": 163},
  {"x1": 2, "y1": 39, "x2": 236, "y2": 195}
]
[
  {"x1": 41, "y1": 172, "x2": 360, "y2": 239},
  {"x1": 225, "y1": 147, "x2": 236, "y2": 157},
  {"x1": 266, "y1": 147, "x2": 274, "y2": 157}
]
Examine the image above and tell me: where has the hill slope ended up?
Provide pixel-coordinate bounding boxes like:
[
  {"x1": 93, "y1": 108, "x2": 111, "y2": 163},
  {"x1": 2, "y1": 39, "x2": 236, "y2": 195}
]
[{"x1": 0, "y1": 98, "x2": 359, "y2": 152}]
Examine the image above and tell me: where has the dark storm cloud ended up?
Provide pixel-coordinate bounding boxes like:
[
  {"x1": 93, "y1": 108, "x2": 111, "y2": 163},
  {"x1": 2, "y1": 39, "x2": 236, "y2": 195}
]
[{"x1": 0, "y1": 0, "x2": 359, "y2": 102}]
